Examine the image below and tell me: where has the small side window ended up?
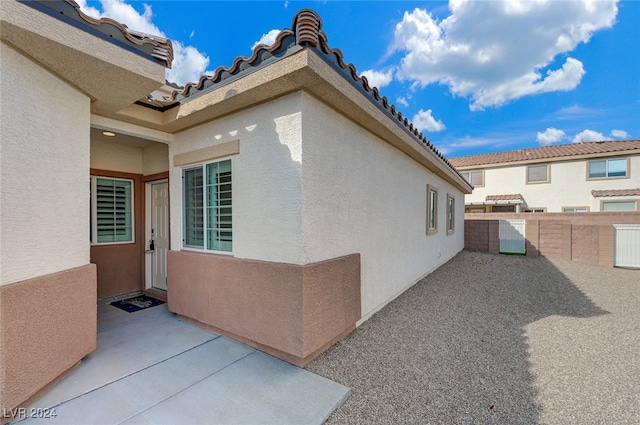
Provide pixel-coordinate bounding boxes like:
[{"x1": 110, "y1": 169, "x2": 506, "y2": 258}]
[
  {"x1": 427, "y1": 185, "x2": 438, "y2": 235},
  {"x1": 446, "y1": 194, "x2": 455, "y2": 235}
]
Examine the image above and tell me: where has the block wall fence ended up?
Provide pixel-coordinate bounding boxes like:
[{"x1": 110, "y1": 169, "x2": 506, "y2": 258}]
[{"x1": 464, "y1": 212, "x2": 640, "y2": 268}]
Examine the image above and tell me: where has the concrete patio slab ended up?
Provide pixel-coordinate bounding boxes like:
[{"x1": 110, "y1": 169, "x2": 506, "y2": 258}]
[
  {"x1": 13, "y1": 301, "x2": 349, "y2": 425},
  {"x1": 123, "y1": 352, "x2": 350, "y2": 425}
]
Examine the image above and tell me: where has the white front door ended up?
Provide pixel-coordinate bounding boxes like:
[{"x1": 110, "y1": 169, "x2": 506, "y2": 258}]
[{"x1": 148, "y1": 181, "x2": 169, "y2": 290}]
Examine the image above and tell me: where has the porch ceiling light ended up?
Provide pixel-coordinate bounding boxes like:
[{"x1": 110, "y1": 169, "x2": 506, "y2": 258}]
[{"x1": 102, "y1": 131, "x2": 116, "y2": 137}]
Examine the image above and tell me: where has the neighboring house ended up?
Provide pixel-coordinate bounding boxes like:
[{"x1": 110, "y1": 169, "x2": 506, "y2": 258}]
[
  {"x1": 0, "y1": 0, "x2": 472, "y2": 411},
  {"x1": 449, "y1": 140, "x2": 640, "y2": 213}
]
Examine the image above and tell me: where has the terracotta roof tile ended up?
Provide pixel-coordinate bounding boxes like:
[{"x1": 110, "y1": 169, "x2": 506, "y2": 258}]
[
  {"x1": 591, "y1": 189, "x2": 640, "y2": 197},
  {"x1": 486, "y1": 194, "x2": 523, "y2": 201},
  {"x1": 166, "y1": 9, "x2": 461, "y2": 179},
  {"x1": 449, "y1": 140, "x2": 640, "y2": 168},
  {"x1": 25, "y1": 0, "x2": 173, "y2": 68}
]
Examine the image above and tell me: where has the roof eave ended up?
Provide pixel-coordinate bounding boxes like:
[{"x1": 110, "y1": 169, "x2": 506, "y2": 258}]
[
  {"x1": 3, "y1": 0, "x2": 167, "y2": 114},
  {"x1": 145, "y1": 48, "x2": 471, "y2": 193}
]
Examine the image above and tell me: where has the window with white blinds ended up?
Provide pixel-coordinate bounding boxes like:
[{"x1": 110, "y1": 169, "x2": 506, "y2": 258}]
[
  {"x1": 91, "y1": 177, "x2": 134, "y2": 244},
  {"x1": 183, "y1": 159, "x2": 232, "y2": 252}
]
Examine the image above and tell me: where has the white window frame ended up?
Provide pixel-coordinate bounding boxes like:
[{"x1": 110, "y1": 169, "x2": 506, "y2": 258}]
[
  {"x1": 90, "y1": 176, "x2": 135, "y2": 245},
  {"x1": 427, "y1": 184, "x2": 438, "y2": 235},
  {"x1": 524, "y1": 207, "x2": 547, "y2": 213},
  {"x1": 526, "y1": 164, "x2": 550, "y2": 184},
  {"x1": 181, "y1": 158, "x2": 233, "y2": 253}
]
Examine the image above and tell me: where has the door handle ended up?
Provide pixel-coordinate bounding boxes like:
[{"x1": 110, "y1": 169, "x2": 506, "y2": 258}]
[{"x1": 145, "y1": 239, "x2": 155, "y2": 253}]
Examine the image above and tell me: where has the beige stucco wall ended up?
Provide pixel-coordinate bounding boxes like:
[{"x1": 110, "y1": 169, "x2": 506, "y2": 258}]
[
  {"x1": 143, "y1": 143, "x2": 169, "y2": 176},
  {"x1": 169, "y1": 92, "x2": 304, "y2": 264},
  {"x1": 300, "y1": 92, "x2": 466, "y2": 321},
  {"x1": 0, "y1": 43, "x2": 90, "y2": 285},
  {"x1": 90, "y1": 139, "x2": 168, "y2": 176},
  {"x1": 465, "y1": 155, "x2": 640, "y2": 212},
  {"x1": 168, "y1": 90, "x2": 465, "y2": 321},
  {"x1": 90, "y1": 139, "x2": 143, "y2": 174}
]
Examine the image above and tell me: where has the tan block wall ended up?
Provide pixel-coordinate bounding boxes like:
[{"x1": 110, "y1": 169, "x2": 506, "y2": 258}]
[
  {"x1": 464, "y1": 212, "x2": 640, "y2": 267},
  {"x1": 539, "y1": 220, "x2": 563, "y2": 258},
  {"x1": 464, "y1": 220, "x2": 490, "y2": 252},
  {"x1": 0, "y1": 265, "x2": 97, "y2": 412},
  {"x1": 167, "y1": 251, "x2": 361, "y2": 366}
]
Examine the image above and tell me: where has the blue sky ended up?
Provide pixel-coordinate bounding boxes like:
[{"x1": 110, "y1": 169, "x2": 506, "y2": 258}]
[{"x1": 80, "y1": 0, "x2": 639, "y2": 157}]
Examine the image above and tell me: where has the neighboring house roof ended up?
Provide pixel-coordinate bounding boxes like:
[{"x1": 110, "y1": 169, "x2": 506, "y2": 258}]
[
  {"x1": 449, "y1": 140, "x2": 640, "y2": 169},
  {"x1": 149, "y1": 9, "x2": 459, "y2": 177},
  {"x1": 22, "y1": 0, "x2": 173, "y2": 68},
  {"x1": 591, "y1": 189, "x2": 640, "y2": 197},
  {"x1": 486, "y1": 194, "x2": 524, "y2": 202}
]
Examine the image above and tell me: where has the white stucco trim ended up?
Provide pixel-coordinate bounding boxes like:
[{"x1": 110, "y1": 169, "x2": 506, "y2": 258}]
[{"x1": 91, "y1": 115, "x2": 174, "y2": 144}]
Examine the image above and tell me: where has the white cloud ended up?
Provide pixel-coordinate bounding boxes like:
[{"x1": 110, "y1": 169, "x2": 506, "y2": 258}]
[
  {"x1": 77, "y1": 0, "x2": 210, "y2": 86},
  {"x1": 438, "y1": 135, "x2": 507, "y2": 156},
  {"x1": 361, "y1": 69, "x2": 394, "y2": 89},
  {"x1": 167, "y1": 42, "x2": 211, "y2": 86},
  {"x1": 611, "y1": 129, "x2": 629, "y2": 139},
  {"x1": 252, "y1": 29, "x2": 281, "y2": 50},
  {"x1": 537, "y1": 127, "x2": 566, "y2": 145},
  {"x1": 572, "y1": 129, "x2": 610, "y2": 143},
  {"x1": 189, "y1": 30, "x2": 195, "y2": 38},
  {"x1": 412, "y1": 109, "x2": 446, "y2": 132},
  {"x1": 392, "y1": 1, "x2": 618, "y2": 110},
  {"x1": 396, "y1": 96, "x2": 409, "y2": 107}
]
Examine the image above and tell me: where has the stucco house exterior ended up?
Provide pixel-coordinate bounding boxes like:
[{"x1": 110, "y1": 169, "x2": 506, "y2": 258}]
[
  {"x1": 449, "y1": 140, "x2": 640, "y2": 213},
  {"x1": 1, "y1": 0, "x2": 472, "y2": 411}
]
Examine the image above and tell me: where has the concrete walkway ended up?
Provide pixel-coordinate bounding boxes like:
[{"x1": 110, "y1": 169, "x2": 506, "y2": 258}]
[{"x1": 14, "y1": 301, "x2": 349, "y2": 425}]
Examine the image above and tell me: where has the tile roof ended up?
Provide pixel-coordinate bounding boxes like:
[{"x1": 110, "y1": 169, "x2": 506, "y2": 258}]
[
  {"x1": 162, "y1": 9, "x2": 459, "y2": 176},
  {"x1": 449, "y1": 140, "x2": 640, "y2": 168},
  {"x1": 23, "y1": 0, "x2": 173, "y2": 68},
  {"x1": 486, "y1": 194, "x2": 524, "y2": 201},
  {"x1": 591, "y1": 189, "x2": 640, "y2": 197}
]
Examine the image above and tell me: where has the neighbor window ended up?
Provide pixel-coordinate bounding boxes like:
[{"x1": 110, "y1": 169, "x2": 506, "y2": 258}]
[
  {"x1": 91, "y1": 177, "x2": 134, "y2": 244},
  {"x1": 563, "y1": 207, "x2": 589, "y2": 213},
  {"x1": 588, "y1": 158, "x2": 628, "y2": 179},
  {"x1": 183, "y1": 159, "x2": 232, "y2": 252},
  {"x1": 524, "y1": 207, "x2": 546, "y2": 213},
  {"x1": 427, "y1": 185, "x2": 438, "y2": 235},
  {"x1": 601, "y1": 200, "x2": 637, "y2": 211},
  {"x1": 460, "y1": 170, "x2": 484, "y2": 187},
  {"x1": 527, "y1": 164, "x2": 550, "y2": 183},
  {"x1": 446, "y1": 194, "x2": 455, "y2": 235}
]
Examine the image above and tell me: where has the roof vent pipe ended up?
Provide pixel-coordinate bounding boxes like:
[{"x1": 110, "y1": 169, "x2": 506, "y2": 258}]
[{"x1": 294, "y1": 9, "x2": 322, "y2": 47}]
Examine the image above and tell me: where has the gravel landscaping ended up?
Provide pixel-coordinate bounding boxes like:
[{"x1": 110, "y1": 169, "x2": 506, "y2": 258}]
[{"x1": 306, "y1": 251, "x2": 640, "y2": 424}]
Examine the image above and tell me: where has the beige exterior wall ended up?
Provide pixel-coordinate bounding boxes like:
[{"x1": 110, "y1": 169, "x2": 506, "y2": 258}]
[
  {"x1": 464, "y1": 155, "x2": 640, "y2": 212},
  {"x1": 167, "y1": 89, "x2": 466, "y2": 356},
  {"x1": 300, "y1": 93, "x2": 465, "y2": 321},
  {"x1": 91, "y1": 139, "x2": 168, "y2": 176},
  {"x1": 0, "y1": 43, "x2": 90, "y2": 285},
  {"x1": 168, "y1": 91, "x2": 465, "y2": 322},
  {"x1": 169, "y1": 92, "x2": 304, "y2": 264},
  {"x1": 90, "y1": 139, "x2": 143, "y2": 174},
  {"x1": 143, "y1": 143, "x2": 169, "y2": 176}
]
